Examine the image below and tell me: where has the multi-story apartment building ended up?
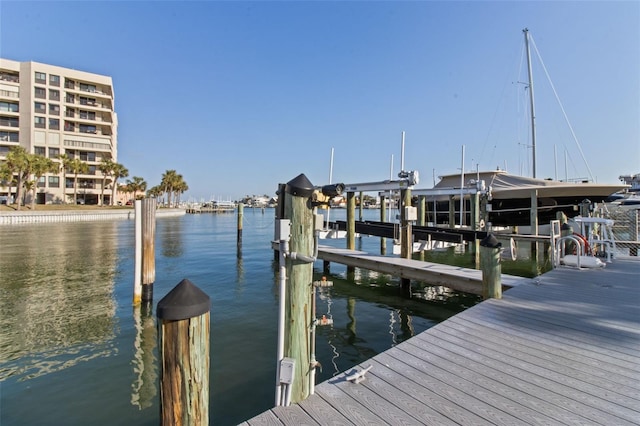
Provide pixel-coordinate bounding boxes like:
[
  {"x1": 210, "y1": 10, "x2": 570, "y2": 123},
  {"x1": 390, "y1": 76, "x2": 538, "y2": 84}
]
[{"x1": 0, "y1": 58, "x2": 118, "y2": 205}]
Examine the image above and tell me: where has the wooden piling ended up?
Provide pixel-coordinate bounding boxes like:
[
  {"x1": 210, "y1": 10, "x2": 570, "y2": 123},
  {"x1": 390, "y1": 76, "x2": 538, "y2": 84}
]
[
  {"x1": 400, "y1": 188, "x2": 412, "y2": 294},
  {"x1": 141, "y1": 198, "x2": 156, "y2": 303},
  {"x1": 157, "y1": 279, "x2": 210, "y2": 426},
  {"x1": 346, "y1": 192, "x2": 356, "y2": 250},
  {"x1": 480, "y1": 234, "x2": 502, "y2": 299},
  {"x1": 283, "y1": 173, "x2": 315, "y2": 403},
  {"x1": 134, "y1": 201, "x2": 143, "y2": 305}
]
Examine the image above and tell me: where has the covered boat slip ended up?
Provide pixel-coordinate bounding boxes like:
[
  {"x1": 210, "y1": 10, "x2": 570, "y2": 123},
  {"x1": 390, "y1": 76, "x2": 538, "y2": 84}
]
[
  {"x1": 427, "y1": 170, "x2": 627, "y2": 226},
  {"x1": 243, "y1": 257, "x2": 640, "y2": 425}
]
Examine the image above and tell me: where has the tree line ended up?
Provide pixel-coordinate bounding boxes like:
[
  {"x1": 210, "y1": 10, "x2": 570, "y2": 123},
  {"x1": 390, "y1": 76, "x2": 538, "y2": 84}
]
[{"x1": 0, "y1": 146, "x2": 188, "y2": 210}]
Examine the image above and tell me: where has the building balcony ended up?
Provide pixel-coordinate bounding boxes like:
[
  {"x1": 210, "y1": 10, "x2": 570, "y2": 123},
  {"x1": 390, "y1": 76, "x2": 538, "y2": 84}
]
[{"x1": 0, "y1": 73, "x2": 19, "y2": 84}]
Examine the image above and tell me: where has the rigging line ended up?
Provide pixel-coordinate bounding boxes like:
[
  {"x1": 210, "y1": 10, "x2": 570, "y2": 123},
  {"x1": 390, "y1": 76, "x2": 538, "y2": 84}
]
[{"x1": 530, "y1": 35, "x2": 595, "y2": 182}]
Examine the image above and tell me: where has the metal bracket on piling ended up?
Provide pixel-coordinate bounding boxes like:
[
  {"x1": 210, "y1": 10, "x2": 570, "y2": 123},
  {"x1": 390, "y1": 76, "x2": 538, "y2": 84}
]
[{"x1": 345, "y1": 365, "x2": 372, "y2": 384}]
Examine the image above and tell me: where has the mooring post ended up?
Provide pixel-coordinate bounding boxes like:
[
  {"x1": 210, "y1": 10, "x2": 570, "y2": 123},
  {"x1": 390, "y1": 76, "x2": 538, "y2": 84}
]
[
  {"x1": 237, "y1": 202, "x2": 243, "y2": 256},
  {"x1": 346, "y1": 192, "x2": 356, "y2": 250},
  {"x1": 157, "y1": 279, "x2": 210, "y2": 426},
  {"x1": 141, "y1": 198, "x2": 156, "y2": 303},
  {"x1": 480, "y1": 234, "x2": 502, "y2": 299},
  {"x1": 448, "y1": 195, "x2": 456, "y2": 229},
  {"x1": 379, "y1": 195, "x2": 386, "y2": 255},
  {"x1": 133, "y1": 200, "x2": 143, "y2": 305},
  {"x1": 400, "y1": 188, "x2": 412, "y2": 295},
  {"x1": 282, "y1": 173, "x2": 315, "y2": 404}
]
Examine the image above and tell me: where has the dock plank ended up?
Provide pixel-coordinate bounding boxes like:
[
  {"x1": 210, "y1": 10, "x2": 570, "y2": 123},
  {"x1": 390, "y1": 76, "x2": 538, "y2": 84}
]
[
  {"x1": 245, "y1": 257, "x2": 640, "y2": 425},
  {"x1": 317, "y1": 245, "x2": 527, "y2": 295}
]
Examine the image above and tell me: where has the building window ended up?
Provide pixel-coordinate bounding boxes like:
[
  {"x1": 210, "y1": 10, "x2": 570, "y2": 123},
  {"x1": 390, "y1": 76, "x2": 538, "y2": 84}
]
[
  {"x1": 0, "y1": 116, "x2": 19, "y2": 127},
  {"x1": 80, "y1": 96, "x2": 97, "y2": 106},
  {"x1": 79, "y1": 151, "x2": 96, "y2": 162},
  {"x1": 35, "y1": 116, "x2": 46, "y2": 129},
  {"x1": 35, "y1": 72, "x2": 46, "y2": 84},
  {"x1": 35, "y1": 87, "x2": 46, "y2": 99},
  {"x1": 49, "y1": 118, "x2": 60, "y2": 130},
  {"x1": 80, "y1": 83, "x2": 97, "y2": 93},
  {"x1": 49, "y1": 104, "x2": 60, "y2": 116},
  {"x1": 49, "y1": 75, "x2": 60, "y2": 86},
  {"x1": 64, "y1": 121, "x2": 75, "y2": 132},
  {"x1": 88, "y1": 165, "x2": 97, "y2": 175},
  {"x1": 79, "y1": 124, "x2": 97, "y2": 134},
  {"x1": 49, "y1": 176, "x2": 60, "y2": 188},
  {"x1": 65, "y1": 93, "x2": 75, "y2": 103},
  {"x1": 49, "y1": 147, "x2": 60, "y2": 158},
  {"x1": 34, "y1": 102, "x2": 46, "y2": 113},
  {"x1": 37, "y1": 176, "x2": 46, "y2": 188},
  {"x1": 34, "y1": 146, "x2": 46, "y2": 156},
  {"x1": 0, "y1": 101, "x2": 19, "y2": 112},
  {"x1": 79, "y1": 110, "x2": 96, "y2": 120},
  {"x1": 0, "y1": 131, "x2": 19, "y2": 142},
  {"x1": 66, "y1": 178, "x2": 74, "y2": 189},
  {"x1": 49, "y1": 89, "x2": 60, "y2": 101},
  {"x1": 65, "y1": 79, "x2": 75, "y2": 89},
  {"x1": 0, "y1": 146, "x2": 9, "y2": 155}
]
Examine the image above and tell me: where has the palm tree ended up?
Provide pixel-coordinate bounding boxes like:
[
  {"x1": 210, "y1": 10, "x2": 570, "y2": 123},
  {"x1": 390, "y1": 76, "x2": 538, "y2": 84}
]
[
  {"x1": 99, "y1": 158, "x2": 115, "y2": 206},
  {"x1": 57, "y1": 153, "x2": 72, "y2": 204},
  {"x1": 68, "y1": 157, "x2": 89, "y2": 205},
  {"x1": 147, "y1": 184, "x2": 163, "y2": 201},
  {"x1": 3, "y1": 146, "x2": 30, "y2": 210},
  {"x1": 160, "y1": 169, "x2": 179, "y2": 207},
  {"x1": 174, "y1": 178, "x2": 189, "y2": 206},
  {"x1": 111, "y1": 163, "x2": 129, "y2": 205},
  {"x1": 126, "y1": 176, "x2": 147, "y2": 200},
  {"x1": 29, "y1": 155, "x2": 57, "y2": 210}
]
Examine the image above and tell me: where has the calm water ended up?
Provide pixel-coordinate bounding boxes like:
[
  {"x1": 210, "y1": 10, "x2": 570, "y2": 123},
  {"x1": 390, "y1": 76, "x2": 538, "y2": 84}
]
[{"x1": 0, "y1": 208, "x2": 535, "y2": 425}]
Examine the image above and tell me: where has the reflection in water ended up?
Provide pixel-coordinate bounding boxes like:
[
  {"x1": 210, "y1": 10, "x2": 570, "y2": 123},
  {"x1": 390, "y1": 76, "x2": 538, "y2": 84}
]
[
  {"x1": 130, "y1": 304, "x2": 157, "y2": 410},
  {"x1": 0, "y1": 222, "x2": 119, "y2": 381},
  {"x1": 159, "y1": 217, "x2": 183, "y2": 258}
]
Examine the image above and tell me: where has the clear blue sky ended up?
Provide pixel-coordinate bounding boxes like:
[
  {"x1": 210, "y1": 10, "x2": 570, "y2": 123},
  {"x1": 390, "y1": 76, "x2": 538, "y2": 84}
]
[{"x1": 2, "y1": 1, "x2": 638, "y2": 200}]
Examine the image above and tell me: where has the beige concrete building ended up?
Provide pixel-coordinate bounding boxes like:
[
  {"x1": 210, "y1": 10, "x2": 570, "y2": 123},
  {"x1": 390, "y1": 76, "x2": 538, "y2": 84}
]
[{"x1": 0, "y1": 58, "x2": 118, "y2": 205}]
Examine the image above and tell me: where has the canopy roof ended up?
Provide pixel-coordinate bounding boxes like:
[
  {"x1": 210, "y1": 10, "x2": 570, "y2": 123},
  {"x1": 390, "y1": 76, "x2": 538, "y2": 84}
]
[{"x1": 435, "y1": 170, "x2": 627, "y2": 200}]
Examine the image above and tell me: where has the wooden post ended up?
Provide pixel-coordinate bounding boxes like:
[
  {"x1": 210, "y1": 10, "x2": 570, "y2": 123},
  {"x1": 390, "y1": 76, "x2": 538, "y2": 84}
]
[
  {"x1": 530, "y1": 189, "x2": 540, "y2": 265},
  {"x1": 448, "y1": 195, "x2": 455, "y2": 229},
  {"x1": 134, "y1": 201, "x2": 143, "y2": 305},
  {"x1": 400, "y1": 188, "x2": 412, "y2": 294},
  {"x1": 346, "y1": 192, "x2": 356, "y2": 250},
  {"x1": 237, "y1": 203, "x2": 243, "y2": 256},
  {"x1": 358, "y1": 191, "x2": 364, "y2": 221},
  {"x1": 141, "y1": 198, "x2": 156, "y2": 303},
  {"x1": 480, "y1": 234, "x2": 502, "y2": 299},
  {"x1": 417, "y1": 195, "x2": 426, "y2": 227},
  {"x1": 283, "y1": 173, "x2": 315, "y2": 404},
  {"x1": 380, "y1": 195, "x2": 386, "y2": 255},
  {"x1": 157, "y1": 279, "x2": 210, "y2": 426},
  {"x1": 470, "y1": 192, "x2": 480, "y2": 268}
]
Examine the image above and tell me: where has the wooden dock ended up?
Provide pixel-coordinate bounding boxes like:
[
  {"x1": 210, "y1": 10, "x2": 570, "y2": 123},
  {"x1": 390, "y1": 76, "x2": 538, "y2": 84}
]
[
  {"x1": 317, "y1": 245, "x2": 527, "y2": 295},
  {"x1": 243, "y1": 257, "x2": 640, "y2": 425}
]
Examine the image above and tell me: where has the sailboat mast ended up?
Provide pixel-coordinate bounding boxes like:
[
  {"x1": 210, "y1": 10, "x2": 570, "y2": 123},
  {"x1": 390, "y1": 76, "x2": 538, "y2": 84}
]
[{"x1": 524, "y1": 28, "x2": 537, "y2": 179}]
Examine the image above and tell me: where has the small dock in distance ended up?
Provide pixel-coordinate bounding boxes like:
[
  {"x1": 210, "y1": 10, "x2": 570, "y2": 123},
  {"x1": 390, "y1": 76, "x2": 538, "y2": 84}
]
[{"x1": 243, "y1": 257, "x2": 640, "y2": 425}]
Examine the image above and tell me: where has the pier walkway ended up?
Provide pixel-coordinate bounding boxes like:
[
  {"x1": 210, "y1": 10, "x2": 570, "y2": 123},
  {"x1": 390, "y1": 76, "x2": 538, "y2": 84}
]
[{"x1": 244, "y1": 257, "x2": 640, "y2": 425}]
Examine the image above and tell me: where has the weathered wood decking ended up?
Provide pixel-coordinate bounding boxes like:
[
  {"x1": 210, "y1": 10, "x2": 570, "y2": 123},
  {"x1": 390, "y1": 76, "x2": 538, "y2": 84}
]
[
  {"x1": 317, "y1": 245, "x2": 527, "y2": 295},
  {"x1": 244, "y1": 257, "x2": 640, "y2": 425}
]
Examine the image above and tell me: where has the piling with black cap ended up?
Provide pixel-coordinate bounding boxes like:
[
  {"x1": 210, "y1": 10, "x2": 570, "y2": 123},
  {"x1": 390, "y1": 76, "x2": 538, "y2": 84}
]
[
  {"x1": 283, "y1": 173, "x2": 314, "y2": 403},
  {"x1": 157, "y1": 279, "x2": 210, "y2": 425},
  {"x1": 480, "y1": 234, "x2": 502, "y2": 299}
]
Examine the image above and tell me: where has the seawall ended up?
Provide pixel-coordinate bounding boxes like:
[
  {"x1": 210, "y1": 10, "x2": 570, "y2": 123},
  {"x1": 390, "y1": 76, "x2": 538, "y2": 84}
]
[{"x1": 0, "y1": 208, "x2": 186, "y2": 225}]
